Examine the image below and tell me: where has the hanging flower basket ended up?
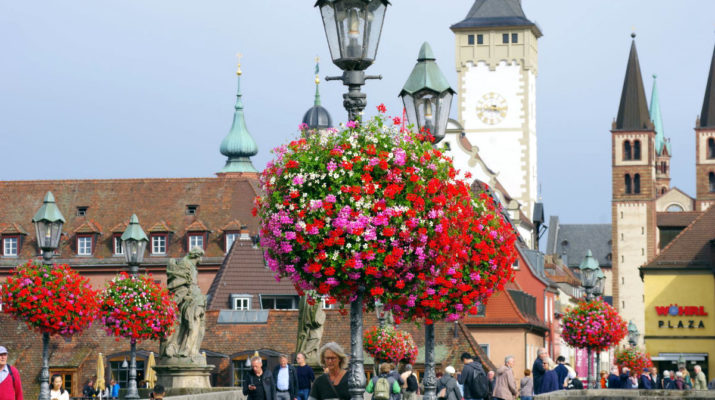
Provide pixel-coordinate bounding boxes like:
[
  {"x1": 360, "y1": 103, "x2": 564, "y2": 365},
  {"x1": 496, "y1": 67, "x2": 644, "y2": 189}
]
[
  {"x1": 562, "y1": 299, "x2": 627, "y2": 352},
  {"x1": 1, "y1": 260, "x2": 99, "y2": 336},
  {"x1": 615, "y1": 347, "x2": 653, "y2": 372},
  {"x1": 99, "y1": 272, "x2": 177, "y2": 341},
  {"x1": 363, "y1": 325, "x2": 418, "y2": 365}
]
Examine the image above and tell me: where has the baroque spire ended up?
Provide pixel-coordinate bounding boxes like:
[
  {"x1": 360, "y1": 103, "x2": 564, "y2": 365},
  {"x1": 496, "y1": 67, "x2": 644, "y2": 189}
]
[
  {"x1": 302, "y1": 57, "x2": 332, "y2": 131},
  {"x1": 615, "y1": 34, "x2": 652, "y2": 131},
  {"x1": 650, "y1": 75, "x2": 670, "y2": 155},
  {"x1": 219, "y1": 54, "x2": 258, "y2": 174}
]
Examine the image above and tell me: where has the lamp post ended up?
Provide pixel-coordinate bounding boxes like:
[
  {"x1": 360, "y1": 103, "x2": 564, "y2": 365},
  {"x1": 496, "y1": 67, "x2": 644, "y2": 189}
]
[
  {"x1": 315, "y1": 2, "x2": 388, "y2": 400},
  {"x1": 578, "y1": 249, "x2": 602, "y2": 388},
  {"x1": 399, "y1": 42, "x2": 454, "y2": 400},
  {"x1": 399, "y1": 42, "x2": 455, "y2": 144},
  {"x1": 317, "y1": 0, "x2": 389, "y2": 122},
  {"x1": 121, "y1": 214, "x2": 148, "y2": 400},
  {"x1": 32, "y1": 191, "x2": 66, "y2": 400}
]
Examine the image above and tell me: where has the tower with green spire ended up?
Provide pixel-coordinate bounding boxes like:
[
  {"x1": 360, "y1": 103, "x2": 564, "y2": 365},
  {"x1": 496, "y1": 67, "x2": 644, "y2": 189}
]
[
  {"x1": 650, "y1": 74, "x2": 671, "y2": 196},
  {"x1": 218, "y1": 57, "x2": 259, "y2": 174},
  {"x1": 301, "y1": 57, "x2": 332, "y2": 133}
]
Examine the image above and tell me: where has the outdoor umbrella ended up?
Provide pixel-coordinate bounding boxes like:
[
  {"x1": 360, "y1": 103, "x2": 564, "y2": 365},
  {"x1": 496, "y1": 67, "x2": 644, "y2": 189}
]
[
  {"x1": 146, "y1": 352, "x2": 157, "y2": 389},
  {"x1": 96, "y1": 353, "x2": 106, "y2": 398}
]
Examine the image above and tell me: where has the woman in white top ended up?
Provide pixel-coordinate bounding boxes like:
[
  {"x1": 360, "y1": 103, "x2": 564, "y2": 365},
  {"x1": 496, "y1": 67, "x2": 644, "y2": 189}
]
[{"x1": 50, "y1": 374, "x2": 70, "y2": 400}]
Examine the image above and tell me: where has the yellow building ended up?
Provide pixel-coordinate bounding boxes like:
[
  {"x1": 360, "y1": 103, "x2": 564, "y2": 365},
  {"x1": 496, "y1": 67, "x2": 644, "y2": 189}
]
[{"x1": 641, "y1": 206, "x2": 715, "y2": 378}]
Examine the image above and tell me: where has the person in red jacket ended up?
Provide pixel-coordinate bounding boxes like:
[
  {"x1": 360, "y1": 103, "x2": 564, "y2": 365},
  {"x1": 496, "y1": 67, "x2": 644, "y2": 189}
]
[{"x1": 0, "y1": 346, "x2": 23, "y2": 400}]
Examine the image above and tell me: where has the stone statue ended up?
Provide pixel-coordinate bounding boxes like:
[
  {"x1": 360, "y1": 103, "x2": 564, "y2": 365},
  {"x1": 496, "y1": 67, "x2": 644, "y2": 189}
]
[
  {"x1": 161, "y1": 247, "x2": 207, "y2": 365},
  {"x1": 295, "y1": 295, "x2": 326, "y2": 366}
]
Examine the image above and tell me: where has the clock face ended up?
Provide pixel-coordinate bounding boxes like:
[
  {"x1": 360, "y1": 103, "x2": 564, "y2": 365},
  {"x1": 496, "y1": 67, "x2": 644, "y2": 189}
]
[{"x1": 476, "y1": 92, "x2": 508, "y2": 125}]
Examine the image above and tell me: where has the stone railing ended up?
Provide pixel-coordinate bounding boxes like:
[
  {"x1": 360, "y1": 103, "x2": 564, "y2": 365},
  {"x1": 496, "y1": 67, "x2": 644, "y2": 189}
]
[{"x1": 535, "y1": 389, "x2": 715, "y2": 399}]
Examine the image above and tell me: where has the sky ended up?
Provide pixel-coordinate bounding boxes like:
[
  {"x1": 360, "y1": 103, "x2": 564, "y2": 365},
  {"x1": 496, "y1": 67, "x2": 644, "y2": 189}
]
[{"x1": 1, "y1": 1, "x2": 714, "y2": 226}]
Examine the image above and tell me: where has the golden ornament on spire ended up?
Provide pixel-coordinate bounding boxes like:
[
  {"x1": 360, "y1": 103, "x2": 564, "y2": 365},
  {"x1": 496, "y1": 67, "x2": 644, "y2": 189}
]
[
  {"x1": 314, "y1": 56, "x2": 320, "y2": 85},
  {"x1": 236, "y1": 53, "x2": 243, "y2": 76}
]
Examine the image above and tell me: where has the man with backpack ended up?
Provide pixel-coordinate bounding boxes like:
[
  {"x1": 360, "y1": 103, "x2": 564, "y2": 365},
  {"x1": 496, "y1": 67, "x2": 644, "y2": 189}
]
[
  {"x1": 0, "y1": 346, "x2": 23, "y2": 400},
  {"x1": 401, "y1": 365, "x2": 419, "y2": 400},
  {"x1": 366, "y1": 363, "x2": 401, "y2": 400},
  {"x1": 458, "y1": 353, "x2": 490, "y2": 400}
]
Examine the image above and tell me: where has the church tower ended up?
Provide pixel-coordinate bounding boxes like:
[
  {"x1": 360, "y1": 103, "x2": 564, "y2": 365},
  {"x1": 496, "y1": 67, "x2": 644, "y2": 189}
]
[
  {"x1": 650, "y1": 75, "x2": 672, "y2": 196},
  {"x1": 611, "y1": 35, "x2": 656, "y2": 345},
  {"x1": 450, "y1": 0, "x2": 542, "y2": 220},
  {"x1": 695, "y1": 44, "x2": 715, "y2": 211}
]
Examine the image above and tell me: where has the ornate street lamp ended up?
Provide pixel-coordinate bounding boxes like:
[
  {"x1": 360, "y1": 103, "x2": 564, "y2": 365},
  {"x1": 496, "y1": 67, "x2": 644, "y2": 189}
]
[
  {"x1": 122, "y1": 214, "x2": 148, "y2": 276},
  {"x1": 578, "y1": 249, "x2": 600, "y2": 301},
  {"x1": 32, "y1": 191, "x2": 65, "y2": 264},
  {"x1": 628, "y1": 320, "x2": 640, "y2": 347},
  {"x1": 120, "y1": 214, "x2": 148, "y2": 400},
  {"x1": 31, "y1": 191, "x2": 66, "y2": 400},
  {"x1": 594, "y1": 268, "x2": 606, "y2": 298},
  {"x1": 318, "y1": 0, "x2": 390, "y2": 121},
  {"x1": 399, "y1": 42, "x2": 455, "y2": 143},
  {"x1": 578, "y1": 249, "x2": 602, "y2": 388}
]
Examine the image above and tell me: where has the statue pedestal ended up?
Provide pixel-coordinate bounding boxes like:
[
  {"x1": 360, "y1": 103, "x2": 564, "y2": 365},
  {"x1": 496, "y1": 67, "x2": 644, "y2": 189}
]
[{"x1": 153, "y1": 363, "x2": 214, "y2": 389}]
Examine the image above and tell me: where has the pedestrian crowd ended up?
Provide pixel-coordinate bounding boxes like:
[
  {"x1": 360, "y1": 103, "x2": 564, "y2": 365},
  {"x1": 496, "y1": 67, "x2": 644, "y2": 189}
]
[{"x1": 3, "y1": 343, "x2": 715, "y2": 400}]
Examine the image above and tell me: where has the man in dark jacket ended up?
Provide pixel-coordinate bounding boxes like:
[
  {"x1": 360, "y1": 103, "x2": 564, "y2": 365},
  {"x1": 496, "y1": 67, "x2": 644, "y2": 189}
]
[
  {"x1": 244, "y1": 356, "x2": 276, "y2": 400},
  {"x1": 607, "y1": 367, "x2": 621, "y2": 389},
  {"x1": 619, "y1": 367, "x2": 631, "y2": 389},
  {"x1": 459, "y1": 353, "x2": 489, "y2": 400},
  {"x1": 639, "y1": 369, "x2": 653, "y2": 389},
  {"x1": 531, "y1": 348, "x2": 548, "y2": 394},
  {"x1": 650, "y1": 367, "x2": 661, "y2": 389},
  {"x1": 554, "y1": 356, "x2": 568, "y2": 389},
  {"x1": 273, "y1": 354, "x2": 298, "y2": 400}
]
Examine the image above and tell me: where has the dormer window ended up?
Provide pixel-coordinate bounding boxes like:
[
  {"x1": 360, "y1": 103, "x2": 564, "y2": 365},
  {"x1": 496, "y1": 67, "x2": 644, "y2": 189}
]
[
  {"x1": 113, "y1": 234, "x2": 124, "y2": 256},
  {"x1": 186, "y1": 205, "x2": 198, "y2": 216},
  {"x1": 225, "y1": 232, "x2": 239, "y2": 253},
  {"x1": 77, "y1": 235, "x2": 93, "y2": 256},
  {"x1": 151, "y1": 234, "x2": 167, "y2": 255},
  {"x1": 188, "y1": 233, "x2": 204, "y2": 251},
  {"x1": 2, "y1": 236, "x2": 19, "y2": 257},
  {"x1": 76, "y1": 206, "x2": 88, "y2": 217}
]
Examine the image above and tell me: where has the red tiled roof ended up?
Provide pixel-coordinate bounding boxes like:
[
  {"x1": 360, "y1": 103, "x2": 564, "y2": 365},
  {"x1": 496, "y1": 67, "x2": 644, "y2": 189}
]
[
  {"x1": 207, "y1": 240, "x2": 297, "y2": 311},
  {"x1": 0, "y1": 223, "x2": 28, "y2": 235},
  {"x1": 0, "y1": 175, "x2": 260, "y2": 267},
  {"x1": 109, "y1": 221, "x2": 128, "y2": 233},
  {"x1": 220, "y1": 219, "x2": 244, "y2": 232},
  {"x1": 645, "y1": 205, "x2": 715, "y2": 269},
  {"x1": 656, "y1": 211, "x2": 702, "y2": 227},
  {"x1": 185, "y1": 218, "x2": 210, "y2": 232}
]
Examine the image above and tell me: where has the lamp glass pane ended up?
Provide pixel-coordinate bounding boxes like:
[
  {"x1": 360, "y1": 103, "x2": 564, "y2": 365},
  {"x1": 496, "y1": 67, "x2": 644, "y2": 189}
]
[
  {"x1": 364, "y1": 1, "x2": 387, "y2": 61},
  {"x1": 401, "y1": 94, "x2": 417, "y2": 130},
  {"x1": 434, "y1": 91, "x2": 453, "y2": 143},
  {"x1": 319, "y1": 4, "x2": 341, "y2": 62},
  {"x1": 334, "y1": 1, "x2": 365, "y2": 60},
  {"x1": 581, "y1": 268, "x2": 597, "y2": 289}
]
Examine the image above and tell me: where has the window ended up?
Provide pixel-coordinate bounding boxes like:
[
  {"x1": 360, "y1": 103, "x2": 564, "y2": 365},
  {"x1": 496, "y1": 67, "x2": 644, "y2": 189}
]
[
  {"x1": 625, "y1": 174, "x2": 632, "y2": 194},
  {"x1": 708, "y1": 138, "x2": 715, "y2": 159},
  {"x1": 623, "y1": 141, "x2": 632, "y2": 160},
  {"x1": 512, "y1": 259, "x2": 520, "y2": 270},
  {"x1": 76, "y1": 206, "x2": 88, "y2": 217},
  {"x1": 113, "y1": 235, "x2": 123, "y2": 255},
  {"x1": 225, "y1": 232, "x2": 239, "y2": 253},
  {"x1": 186, "y1": 205, "x2": 198, "y2": 215},
  {"x1": 475, "y1": 303, "x2": 486, "y2": 317},
  {"x1": 110, "y1": 359, "x2": 145, "y2": 389},
  {"x1": 710, "y1": 172, "x2": 715, "y2": 193},
  {"x1": 477, "y1": 34, "x2": 484, "y2": 44},
  {"x1": 261, "y1": 295, "x2": 299, "y2": 310},
  {"x1": 77, "y1": 236, "x2": 92, "y2": 256},
  {"x1": 511, "y1": 33, "x2": 518, "y2": 43},
  {"x1": 502, "y1": 33, "x2": 509, "y2": 44},
  {"x1": 633, "y1": 140, "x2": 641, "y2": 160},
  {"x1": 3, "y1": 237, "x2": 18, "y2": 256},
  {"x1": 479, "y1": 344, "x2": 490, "y2": 357},
  {"x1": 232, "y1": 297, "x2": 250, "y2": 310},
  {"x1": 322, "y1": 296, "x2": 336, "y2": 310},
  {"x1": 151, "y1": 235, "x2": 167, "y2": 255},
  {"x1": 188, "y1": 234, "x2": 204, "y2": 250},
  {"x1": 467, "y1": 34, "x2": 474, "y2": 45},
  {"x1": 634, "y1": 173, "x2": 641, "y2": 194},
  {"x1": 49, "y1": 370, "x2": 75, "y2": 397}
]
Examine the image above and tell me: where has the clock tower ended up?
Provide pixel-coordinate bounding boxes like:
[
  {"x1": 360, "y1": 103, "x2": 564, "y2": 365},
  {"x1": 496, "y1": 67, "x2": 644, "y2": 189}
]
[{"x1": 450, "y1": 0, "x2": 541, "y2": 220}]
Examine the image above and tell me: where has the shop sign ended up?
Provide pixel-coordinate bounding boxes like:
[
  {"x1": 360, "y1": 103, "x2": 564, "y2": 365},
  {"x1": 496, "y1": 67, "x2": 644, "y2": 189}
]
[{"x1": 655, "y1": 304, "x2": 706, "y2": 329}]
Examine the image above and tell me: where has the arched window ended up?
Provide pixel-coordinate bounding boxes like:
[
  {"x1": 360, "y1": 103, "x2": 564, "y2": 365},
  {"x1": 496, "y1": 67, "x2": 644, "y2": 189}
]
[
  {"x1": 625, "y1": 174, "x2": 632, "y2": 194},
  {"x1": 634, "y1": 174, "x2": 641, "y2": 194},
  {"x1": 708, "y1": 138, "x2": 715, "y2": 159},
  {"x1": 661, "y1": 187, "x2": 666, "y2": 195},
  {"x1": 633, "y1": 140, "x2": 641, "y2": 160},
  {"x1": 709, "y1": 172, "x2": 715, "y2": 193},
  {"x1": 623, "y1": 141, "x2": 632, "y2": 160}
]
